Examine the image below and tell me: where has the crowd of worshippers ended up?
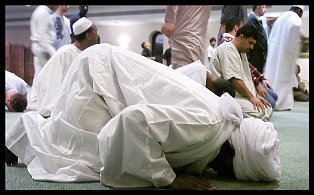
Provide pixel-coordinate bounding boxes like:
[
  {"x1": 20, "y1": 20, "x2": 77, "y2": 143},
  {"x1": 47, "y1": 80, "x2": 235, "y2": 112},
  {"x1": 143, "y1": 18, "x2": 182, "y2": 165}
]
[{"x1": 5, "y1": 5, "x2": 307, "y2": 190}]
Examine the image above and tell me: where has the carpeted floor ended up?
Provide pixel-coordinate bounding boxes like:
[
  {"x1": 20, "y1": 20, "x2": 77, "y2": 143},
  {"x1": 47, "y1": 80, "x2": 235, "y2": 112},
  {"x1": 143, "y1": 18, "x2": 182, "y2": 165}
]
[{"x1": 5, "y1": 101, "x2": 309, "y2": 190}]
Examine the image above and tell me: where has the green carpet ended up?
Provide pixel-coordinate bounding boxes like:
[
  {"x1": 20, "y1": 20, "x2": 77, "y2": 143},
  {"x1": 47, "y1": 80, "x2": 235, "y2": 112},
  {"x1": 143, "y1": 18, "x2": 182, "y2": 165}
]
[{"x1": 5, "y1": 101, "x2": 309, "y2": 190}]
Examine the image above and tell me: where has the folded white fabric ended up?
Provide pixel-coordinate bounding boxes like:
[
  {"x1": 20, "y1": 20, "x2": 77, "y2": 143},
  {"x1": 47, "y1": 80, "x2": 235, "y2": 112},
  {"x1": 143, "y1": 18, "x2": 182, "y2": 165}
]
[
  {"x1": 218, "y1": 93, "x2": 281, "y2": 181},
  {"x1": 175, "y1": 60, "x2": 209, "y2": 86}
]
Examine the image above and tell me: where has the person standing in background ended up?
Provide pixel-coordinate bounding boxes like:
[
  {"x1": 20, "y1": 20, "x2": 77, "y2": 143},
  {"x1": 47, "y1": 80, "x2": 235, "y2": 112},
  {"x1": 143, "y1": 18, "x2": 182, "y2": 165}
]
[
  {"x1": 217, "y1": 5, "x2": 248, "y2": 45},
  {"x1": 50, "y1": 5, "x2": 71, "y2": 50},
  {"x1": 161, "y1": 5, "x2": 211, "y2": 69},
  {"x1": 28, "y1": 5, "x2": 57, "y2": 110},
  {"x1": 247, "y1": 5, "x2": 268, "y2": 73},
  {"x1": 207, "y1": 37, "x2": 216, "y2": 62},
  {"x1": 70, "y1": 5, "x2": 88, "y2": 43},
  {"x1": 218, "y1": 16, "x2": 242, "y2": 45},
  {"x1": 263, "y1": 5, "x2": 304, "y2": 111},
  {"x1": 30, "y1": 5, "x2": 57, "y2": 80}
]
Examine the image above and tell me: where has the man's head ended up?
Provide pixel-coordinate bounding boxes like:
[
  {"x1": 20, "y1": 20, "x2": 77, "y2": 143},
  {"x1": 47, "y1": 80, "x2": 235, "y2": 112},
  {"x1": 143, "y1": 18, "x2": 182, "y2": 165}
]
[
  {"x1": 57, "y1": 5, "x2": 70, "y2": 14},
  {"x1": 253, "y1": 5, "x2": 267, "y2": 17},
  {"x1": 73, "y1": 17, "x2": 99, "y2": 46},
  {"x1": 290, "y1": 5, "x2": 304, "y2": 18},
  {"x1": 234, "y1": 23, "x2": 258, "y2": 53},
  {"x1": 208, "y1": 141, "x2": 236, "y2": 178},
  {"x1": 209, "y1": 37, "x2": 216, "y2": 47},
  {"x1": 6, "y1": 93, "x2": 27, "y2": 112},
  {"x1": 212, "y1": 78, "x2": 236, "y2": 97},
  {"x1": 47, "y1": 5, "x2": 58, "y2": 11},
  {"x1": 141, "y1": 41, "x2": 151, "y2": 49},
  {"x1": 225, "y1": 16, "x2": 243, "y2": 35},
  {"x1": 79, "y1": 5, "x2": 88, "y2": 16}
]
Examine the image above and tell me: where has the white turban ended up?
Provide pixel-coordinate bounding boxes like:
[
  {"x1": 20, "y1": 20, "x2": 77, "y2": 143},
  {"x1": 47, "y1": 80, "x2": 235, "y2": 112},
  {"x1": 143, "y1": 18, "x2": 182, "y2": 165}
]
[
  {"x1": 218, "y1": 93, "x2": 281, "y2": 181},
  {"x1": 73, "y1": 17, "x2": 92, "y2": 35}
]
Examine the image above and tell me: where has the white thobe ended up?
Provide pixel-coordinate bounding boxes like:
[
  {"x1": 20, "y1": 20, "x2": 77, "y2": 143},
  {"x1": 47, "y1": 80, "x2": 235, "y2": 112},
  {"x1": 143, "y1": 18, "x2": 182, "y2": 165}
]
[
  {"x1": 50, "y1": 13, "x2": 71, "y2": 50},
  {"x1": 6, "y1": 43, "x2": 235, "y2": 185},
  {"x1": 6, "y1": 43, "x2": 280, "y2": 188},
  {"x1": 175, "y1": 60, "x2": 209, "y2": 86},
  {"x1": 210, "y1": 42, "x2": 272, "y2": 121},
  {"x1": 31, "y1": 44, "x2": 81, "y2": 117},
  {"x1": 29, "y1": 5, "x2": 56, "y2": 108},
  {"x1": 263, "y1": 11, "x2": 303, "y2": 110}
]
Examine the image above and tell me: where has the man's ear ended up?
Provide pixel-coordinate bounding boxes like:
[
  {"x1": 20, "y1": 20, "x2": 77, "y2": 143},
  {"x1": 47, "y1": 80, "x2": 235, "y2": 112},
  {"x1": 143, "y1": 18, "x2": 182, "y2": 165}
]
[
  {"x1": 86, "y1": 31, "x2": 92, "y2": 40},
  {"x1": 234, "y1": 25, "x2": 239, "y2": 32},
  {"x1": 5, "y1": 95, "x2": 11, "y2": 105}
]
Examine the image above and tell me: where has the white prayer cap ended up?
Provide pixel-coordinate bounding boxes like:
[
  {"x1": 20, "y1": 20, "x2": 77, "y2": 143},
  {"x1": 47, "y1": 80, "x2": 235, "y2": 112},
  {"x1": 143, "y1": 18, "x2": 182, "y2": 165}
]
[
  {"x1": 265, "y1": 12, "x2": 281, "y2": 20},
  {"x1": 73, "y1": 17, "x2": 92, "y2": 35},
  {"x1": 292, "y1": 5, "x2": 304, "y2": 11}
]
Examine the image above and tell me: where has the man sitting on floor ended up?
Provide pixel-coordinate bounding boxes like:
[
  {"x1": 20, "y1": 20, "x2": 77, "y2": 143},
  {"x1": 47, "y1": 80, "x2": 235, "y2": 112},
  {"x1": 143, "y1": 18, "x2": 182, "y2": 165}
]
[
  {"x1": 210, "y1": 23, "x2": 272, "y2": 121},
  {"x1": 293, "y1": 64, "x2": 309, "y2": 101}
]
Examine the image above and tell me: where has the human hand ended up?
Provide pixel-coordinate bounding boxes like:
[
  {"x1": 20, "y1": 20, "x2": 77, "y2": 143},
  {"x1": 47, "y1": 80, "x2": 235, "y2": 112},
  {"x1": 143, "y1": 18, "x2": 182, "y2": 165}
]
[
  {"x1": 166, "y1": 174, "x2": 216, "y2": 190},
  {"x1": 249, "y1": 96, "x2": 270, "y2": 112},
  {"x1": 256, "y1": 84, "x2": 269, "y2": 97},
  {"x1": 161, "y1": 22, "x2": 175, "y2": 37},
  {"x1": 262, "y1": 80, "x2": 272, "y2": 89}
]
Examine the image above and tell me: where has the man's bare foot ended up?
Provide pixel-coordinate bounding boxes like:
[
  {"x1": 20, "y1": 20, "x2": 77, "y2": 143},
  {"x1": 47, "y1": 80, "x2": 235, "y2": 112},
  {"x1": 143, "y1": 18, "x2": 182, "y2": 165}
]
[{"x1": 166, "y1": 174, "x2": 216, "y2": 190}]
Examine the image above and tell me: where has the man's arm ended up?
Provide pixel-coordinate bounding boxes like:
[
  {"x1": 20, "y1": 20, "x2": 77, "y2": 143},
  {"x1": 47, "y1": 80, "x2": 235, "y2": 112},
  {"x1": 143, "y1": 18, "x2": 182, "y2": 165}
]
[
  {"x1": 230, "y1": 77, "x2": 268, "y2": 112},
  {"x1": 161, "y1": 6, "x2": 178, "y2": 37}
]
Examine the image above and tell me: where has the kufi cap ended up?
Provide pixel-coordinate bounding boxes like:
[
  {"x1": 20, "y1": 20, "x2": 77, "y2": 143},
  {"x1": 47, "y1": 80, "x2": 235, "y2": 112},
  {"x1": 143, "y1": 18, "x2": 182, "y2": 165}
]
[
  {"x1": 265, "y1": 12, "x2": 281, "y2": 20},
  {"x1": 292, "y1": 5, "x2": 304, "y2": 11},
  {"x1": 73, "y1": 17, "x2": 92, "y2": 35}
]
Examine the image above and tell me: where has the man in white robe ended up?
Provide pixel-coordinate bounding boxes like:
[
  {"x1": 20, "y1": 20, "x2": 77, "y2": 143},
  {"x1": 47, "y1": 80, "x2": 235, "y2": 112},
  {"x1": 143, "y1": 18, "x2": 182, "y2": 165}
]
[
  {"x1": 210, "y1": 23, "x2": 272, "y2": 121},
  {"x1": 29, "y1": 5, "x2": 57, "y2": 96},
  {"x1": 6, "y1": 43, "x2": 280, "y2": 189},
  {"x1": 263, "y1": 5, "x2": 304, "y2": 111},
  {"x1": 28, "y1": 17, "x2": 99, "y2": 117}
]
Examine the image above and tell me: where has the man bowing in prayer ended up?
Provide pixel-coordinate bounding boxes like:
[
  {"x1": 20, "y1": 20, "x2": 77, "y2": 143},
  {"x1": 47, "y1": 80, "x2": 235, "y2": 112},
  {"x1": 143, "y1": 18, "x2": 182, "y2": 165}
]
[{"x1": 6, "y1": 43, "x2": 280, "y2": 190}]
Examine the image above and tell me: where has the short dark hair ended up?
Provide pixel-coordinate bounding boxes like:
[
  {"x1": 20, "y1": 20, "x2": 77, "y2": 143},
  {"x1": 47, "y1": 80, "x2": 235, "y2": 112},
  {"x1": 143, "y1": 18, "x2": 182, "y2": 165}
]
[
  {"x1": 236, "y1": 23, "x2": 258, "y2": 40},
  {"x1": 210, "y1": 37, "x2": 216, "y2": 43},
  {"x1": 225, "y1": 16, "x2": 242, "y2": 33},
  {"x1": 212, "y1": 78, "x2": 236, "y2": 97},
  {"x1": 10, "y1": 93, "x2": 27, "y2": 112},
  {"x1": 141, "y1": 42, "x2": 145, "y2": 48},
  {"x1": 290, "y1": 6, "x2": 303, "y2": 17}
]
